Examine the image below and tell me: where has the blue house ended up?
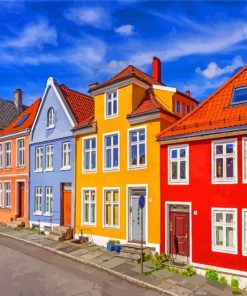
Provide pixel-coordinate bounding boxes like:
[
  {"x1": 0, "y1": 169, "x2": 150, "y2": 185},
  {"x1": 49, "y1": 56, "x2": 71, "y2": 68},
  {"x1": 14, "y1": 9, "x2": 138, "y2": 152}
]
[{"x1": 29, "y1": 77, "x2": 94, "y2": 230}]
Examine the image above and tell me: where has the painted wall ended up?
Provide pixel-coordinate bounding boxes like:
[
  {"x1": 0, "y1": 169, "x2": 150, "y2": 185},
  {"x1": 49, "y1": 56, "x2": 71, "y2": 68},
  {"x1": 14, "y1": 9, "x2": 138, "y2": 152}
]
[{"x1": 160, "y1": 135, "x2": 247, "y2": 272}]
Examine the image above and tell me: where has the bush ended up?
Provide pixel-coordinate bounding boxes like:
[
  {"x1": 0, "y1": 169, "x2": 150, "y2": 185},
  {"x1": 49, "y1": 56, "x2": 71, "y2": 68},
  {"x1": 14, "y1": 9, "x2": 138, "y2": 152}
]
[
  {"x1": 219, "y1": 276, "x2": 227, "y2": 285},
  {"x1": 205, "y1": 269, "x2": 219, "y2": 281},
  {"x1": 182, "y1": 266, "x2": 195, "y2": 277},
  {"x1": 231, "y1": 278, "x2": 240, "y2": 295}
]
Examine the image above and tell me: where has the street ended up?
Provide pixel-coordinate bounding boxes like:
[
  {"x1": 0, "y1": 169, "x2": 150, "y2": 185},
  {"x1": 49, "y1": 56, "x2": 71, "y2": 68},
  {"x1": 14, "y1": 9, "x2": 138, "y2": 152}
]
[{"x1": 0, "y1": 235, "x2": 163, "y2": 296}]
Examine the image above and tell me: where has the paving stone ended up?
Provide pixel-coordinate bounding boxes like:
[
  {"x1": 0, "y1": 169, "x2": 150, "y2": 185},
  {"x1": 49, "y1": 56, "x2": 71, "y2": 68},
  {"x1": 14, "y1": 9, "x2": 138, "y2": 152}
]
[
  {"x1": 187, "y1": 274, "x2": 207, "y2": 285},
  {"x1": 100, "y1": 257, "x2": 126, "y2": 269},
  {"x1": 131, "y1": 265, "x2": 153, "y2": 273},
  {"x1": 158, "y1": 280, "x2": 174, "y2": 290},
  {"x1": 80, "y1": 251, "x2": 103, "y2": 261},
  {"x1": 112, "y1": 262, "x2": 136, "y2": 273},
  {"x1": 206, "y1": 280, "x2": 227, "y2": 290},
  {"x1": 124, "y1": 269, "x2": 139, "y2": 277},
  {"x1": 69, "y1": 248, "x2": 89, "y2": 257},
  {"x1": 57, "y1": 245, "x2": 81, "y2": 254},
  {"x1": 166, "y1": 273, "x2": 184, "y2": 284},
  {"x1": 179, "y1": 281, "x2": 198, "y2": 291},
  {"x1": 152, "y1": 269, "x2": 172, "y2": 279},
  {"x1": 144, "y1": 261, "x2": 156, "y2": 269},
  {"x1": 194, "y1": 286, "x2": 218, "y2": 296},
  {"x1": 167, "y1": 285, "x2": 193, "y2": 296},
  {"x1": 91, "y1": 254, "x2": 112, "y2": 265}
]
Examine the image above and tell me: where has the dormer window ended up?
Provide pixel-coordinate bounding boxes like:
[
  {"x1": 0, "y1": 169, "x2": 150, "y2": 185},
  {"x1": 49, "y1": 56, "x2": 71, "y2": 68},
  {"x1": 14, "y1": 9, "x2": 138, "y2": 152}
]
[
  {"x1": 231, "y1": 86, "x2": 247, "y2": 105},
  {"x1": 175, "y1": 100, "x2": 181, "y2": 114},
  {"x1": 105, "y1": 90, "x2": 118, "y2": 118},
  {"x1": 47, "y1": 108, "x2": 55, "y2": 128}
]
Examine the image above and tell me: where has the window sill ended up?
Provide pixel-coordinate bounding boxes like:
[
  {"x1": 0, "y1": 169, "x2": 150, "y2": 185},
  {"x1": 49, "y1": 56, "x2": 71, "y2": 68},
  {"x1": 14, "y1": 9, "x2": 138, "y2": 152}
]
[
  {"x1": 103, "y1": 167, "x2": 120, "y2": 173},
  {"x1": 4, "y1": 167, "x2": 12, "y2": 170},
  {"x1": 212, "y1": 179, "x2": 237, "y2": 184},
  {"x1": 104, "y1": 115, "x2": 118, "y2": 120},
  {"x1": 34, "y1": 170, "x2": 43, "y2": 173},
  {"x1": 34, "y1": 211, "x2": 42, "y2": 216},
  {"x1": 44, "y1": 169, "x2": 54, "y2": 172},
  {"x1": 46, "y1": 126, "x2": 55, "y2": 130},
  {"x1": 82, "y1": 223, "x2": 96, "y2": 227},
  {"x1": 16, "y1": 166, "x2": 25, "y2": 170},
  {"x1": 168, "y1": 180, "x2": 189, "y2": 185},
  {"x1": 83, "y1": 169, "x2": 97, "y2": 174},
  {"x1": 2, "y1": 207, "x2": 11, "y2": 210},
  {"x1": 212, "y1": 247, "x2": 237, "y2": 255},
  {"x1": 128, "y1": 165, "x2": 147, "y2": 171},
  {"x1": 104, "y1": 225, "x2": 120, "y2": 229},
  {"x1": 44, "y1": 213, "x2": 53, "y2": 217},
  {"x1": 61, "y1": 167, "x2": 71, "y2": 171}
]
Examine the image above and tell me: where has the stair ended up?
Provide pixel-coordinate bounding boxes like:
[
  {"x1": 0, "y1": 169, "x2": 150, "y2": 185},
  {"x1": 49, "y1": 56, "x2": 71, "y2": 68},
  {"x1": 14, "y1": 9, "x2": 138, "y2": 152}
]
[
  {"x1": 7, "y1": 218, "x2": 25, "y2": 229},
  {"x1": 116, "y1": 244, "x2": 152, "y2": 263},
  {"x1": 46, "y1": 225, "x2": 73, "y2": 241}
]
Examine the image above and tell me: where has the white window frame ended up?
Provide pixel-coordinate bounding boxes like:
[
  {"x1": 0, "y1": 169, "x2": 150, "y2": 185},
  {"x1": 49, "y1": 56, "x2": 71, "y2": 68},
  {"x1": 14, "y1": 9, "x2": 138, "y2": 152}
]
[
  {"x1": 4, "y1": 141, "x2": 11, "y2": 168},
  {"x1": 47, "y1": 107, "x2": 55, "y2": 129},
  {"x1": 45, "y1": 145, "x2": 54, "y2": 171},
  {"x1": 211, "y1": 208, "x2": 237, "y2": 254},
  {"x1": 103, "y1": 131, "x2": 120, "y2": 172},
  {"x1": 103, "y1": 187, "x2": 120, "y2": 229},
  {"x1": 0, "y1": 143, "x2": 3, "y2": 169},
  {"x1": 81, "y1": 188, "x2": 96, "y2": 226},
  {"x1": 242, "y1": 138, "x2": 247, "y2": 183},
  {"x1": 83, "y1": 136, "x2": 97, "y2": 173},
  {"x1": 62, "y1": 142, "x2": 71, "y2": 170},
  {"x1": 0, "y1": 182, "x2": 2, "y2": 208},
  {"x1": 242, "y1": 209, "x2": 247, "y2": 256},
  {"x1": 105, "y1": 89, "x2": 118, "y2": 119},
  {"x1": 34, "y1": 187, "x2": 42, "y2": 215},
  {"x1": 3, "y1": 181, "x2": 11, "y2": 209},
  {"x1": 175, "y1": 100, "x2": 181, "y2": 114},
  {"x1": 168, "y1": 144, "x2": 189, "y2": 185},
  {"x1": 45, "y1": 187, "x2": 53, "y2": 216},
  {"x1": 128, "y1": 126, "x2": 147, "y2": 169},
  {"x1": 16, "y1": 138, "x2": 25, "y2": 168},
  {"x1": 212, "y1": 139, "x2": 237, "y2": 184},
  {"x1": 35, "y1": 146, "x2": 43, "y2": 172}
]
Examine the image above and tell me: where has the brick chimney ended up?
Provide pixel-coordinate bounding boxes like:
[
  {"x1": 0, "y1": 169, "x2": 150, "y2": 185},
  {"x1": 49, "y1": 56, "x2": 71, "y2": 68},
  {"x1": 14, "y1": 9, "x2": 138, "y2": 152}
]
[
  {"x1": 14, "y1": 89, "x2": 23, "y2": 109},
  {"x1": 152, "y1": 57, "x2": 162, "y2": 83},
  {"x1": 186, "y1": 90, "x2": 191, "y2": 97}
]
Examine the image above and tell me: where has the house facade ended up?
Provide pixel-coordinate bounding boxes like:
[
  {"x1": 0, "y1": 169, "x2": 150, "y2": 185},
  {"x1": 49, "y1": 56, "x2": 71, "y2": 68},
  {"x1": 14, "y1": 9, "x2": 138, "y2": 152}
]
[
  {"x1": 29, "y1": 77, "x2": 93, "y2": 230},
  {"x1": 0, "y1": 98, "x2": 41, "y2": 225},
  {"x1": 158, "y1": 66, "x2": 247, "y2": 284},
  {"x1": 73, "y1": 57, "x2": 198, "y2": 251}
]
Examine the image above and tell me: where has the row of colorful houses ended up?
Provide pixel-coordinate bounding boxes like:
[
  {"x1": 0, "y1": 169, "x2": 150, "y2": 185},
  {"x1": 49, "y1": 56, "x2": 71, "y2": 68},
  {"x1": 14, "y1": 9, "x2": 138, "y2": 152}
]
[{"x1": 1, "y1": 57, "x2": 247, "y2": 285}]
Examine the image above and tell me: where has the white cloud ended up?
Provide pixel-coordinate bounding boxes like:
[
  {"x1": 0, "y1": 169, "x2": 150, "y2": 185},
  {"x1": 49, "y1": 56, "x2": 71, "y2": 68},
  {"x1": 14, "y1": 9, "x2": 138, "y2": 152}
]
[
  {"x1": 115, "y1": 25, "x2": 134, "y2": 36},
  {"x1": 64, "y1": 7, "x2": 110, "y2": 29},
  {"x1": 195, "y1": 56, "x2": 244, "y2": 79}
]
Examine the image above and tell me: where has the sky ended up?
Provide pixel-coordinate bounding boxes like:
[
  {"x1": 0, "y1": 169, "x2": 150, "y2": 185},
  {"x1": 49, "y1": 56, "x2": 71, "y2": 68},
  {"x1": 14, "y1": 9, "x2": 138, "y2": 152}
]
[{"x1": 0, "y1": 0, "x2": 247, "y2": 105}]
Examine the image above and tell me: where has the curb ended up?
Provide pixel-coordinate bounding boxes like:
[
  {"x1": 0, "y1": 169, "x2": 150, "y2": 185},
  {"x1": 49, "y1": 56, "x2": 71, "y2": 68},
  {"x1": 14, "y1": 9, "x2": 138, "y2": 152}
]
[{"x1": 0, "y1": 231, "x2": 177, "y2": 296}]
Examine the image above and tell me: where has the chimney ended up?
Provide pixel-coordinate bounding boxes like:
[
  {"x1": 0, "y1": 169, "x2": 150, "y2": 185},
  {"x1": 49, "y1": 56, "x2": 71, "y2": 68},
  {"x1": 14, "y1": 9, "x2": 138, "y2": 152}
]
[
  {"x1": 88, "y1": 82, "x2": 99, "y2": 91},
  {"x1": 152, "y1": 57, "x2": 162, "y2": 83},
  {"x1": 14, "y1": 89, "x2": 23, "y2": 109},
  {"x1": 186, "y1": 90, "x2": 191, "y2": 97}
]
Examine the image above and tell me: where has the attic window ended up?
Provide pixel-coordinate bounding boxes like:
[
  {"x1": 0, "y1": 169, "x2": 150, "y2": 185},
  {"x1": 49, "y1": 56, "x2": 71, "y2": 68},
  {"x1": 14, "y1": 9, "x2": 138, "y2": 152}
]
[
  {"x1": 231, "y1": 86, "x2": 247, "y2": 105},
  {"x1": 15, "y1": 114, "x2": 29, "y2": 127}
]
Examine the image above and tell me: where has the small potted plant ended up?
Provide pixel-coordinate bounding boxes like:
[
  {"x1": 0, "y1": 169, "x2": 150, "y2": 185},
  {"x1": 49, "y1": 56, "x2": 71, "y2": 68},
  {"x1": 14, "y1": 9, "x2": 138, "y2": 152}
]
[
  {"x1": 107, "y1": 239, "x2": 115, "y2": 251},
  {"x1": 114, "y1": 240, "x2": 121, "y2": 253}
]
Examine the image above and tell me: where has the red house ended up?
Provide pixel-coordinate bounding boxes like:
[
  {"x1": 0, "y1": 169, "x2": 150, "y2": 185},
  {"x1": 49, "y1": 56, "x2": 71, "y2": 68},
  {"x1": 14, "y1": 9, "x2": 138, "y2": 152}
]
[{"x1": 158, "y1": 66, "x2": 247, "y2": 286}]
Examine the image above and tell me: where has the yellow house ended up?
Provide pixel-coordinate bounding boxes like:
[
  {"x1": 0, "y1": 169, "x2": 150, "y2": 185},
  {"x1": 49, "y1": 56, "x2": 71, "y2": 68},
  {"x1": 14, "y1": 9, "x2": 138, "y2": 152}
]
[{"x1": 73, "y1": 57, "x2": 198, "y2": 252}]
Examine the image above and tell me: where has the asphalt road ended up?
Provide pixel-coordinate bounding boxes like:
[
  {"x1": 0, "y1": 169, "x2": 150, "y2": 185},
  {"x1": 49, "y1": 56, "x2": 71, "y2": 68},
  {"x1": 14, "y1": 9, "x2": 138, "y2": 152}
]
[{"x1": 0, "y1": 235, "x2": 164, "y2": 296}]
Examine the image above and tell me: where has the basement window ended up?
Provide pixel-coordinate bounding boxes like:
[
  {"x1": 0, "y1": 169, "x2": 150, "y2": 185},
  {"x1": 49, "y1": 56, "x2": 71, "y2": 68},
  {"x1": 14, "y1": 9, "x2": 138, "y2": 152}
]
[{"x1": 231, "y1": 86, "x2": 247, "y2": 105}]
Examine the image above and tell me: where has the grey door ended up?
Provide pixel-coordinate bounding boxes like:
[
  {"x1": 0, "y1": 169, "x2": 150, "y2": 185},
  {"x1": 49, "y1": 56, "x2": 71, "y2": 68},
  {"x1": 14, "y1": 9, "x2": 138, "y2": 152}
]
[{"x1": 130, "y1": 191, "x2": 146, "y2": 243}]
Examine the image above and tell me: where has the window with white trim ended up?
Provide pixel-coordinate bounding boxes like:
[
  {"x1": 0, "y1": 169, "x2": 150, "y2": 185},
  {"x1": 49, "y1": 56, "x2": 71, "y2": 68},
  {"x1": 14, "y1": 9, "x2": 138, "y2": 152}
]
[
  {"x1": 242, "y1": 139, "x2": 247, "y2": 183},
  {"x1": 105, "y1": 90, "x2": 118, "y2": 118},
  {"x1": 169, "y1": 145, "x2": 189, "y2": 184},
  {"x1": 186, "y1": 105, "x2": 191, "y2": 114},
  {"x1": 212, "y1": 140, "x2": 237, "y2": 183},
  {"x1": 104, "y1": 189, "x2": 119, "y2": 228},
  {"x1": 175, "y1": 100, "x2": 181, "y2": 113},
  {"x1": 62, "y1": 142, "x2": 71, "y2": 169},
  {"x1": 129, "y1": 128, "x2": 146, "y2": 168},
  {"x1": 83, "y1": 137, "x2": 96, "y2": 172},
  {"x1": 17, "y1": 138, "x2": 25, "y2": 167},
  {"x1": 4, "y1": 182, "x2": 11, "y2": 208},
  {"x1": 4, "y1": 142, "x2": 11, "y2": 168},
  {"x1": 35, "y1": 147, "x2": 43, "y2": 171},
  {"x1": 0, "y1": 144, "x2": 3, "y2": 168},
  {"x1": 46, "y1": 145, "x2": 53, "y2": 170},
  {"x1": 212, "y1": 209, "x2": 237, "y2": 254},
  {"x1": 47, "y1": 107, "x2": 55, "y2": 128},
  {"x1": 35, "y1": 187, "x2": 42, "y2": 213},
  {"x1": 82, "y1": 189, "x2": 96, "y2": 225},
  {"x1": 0, "y1": 183, "x2": 2, "y2": 207},
  {"x1": 104, "y1": 133, "x2": 119, "y2": 170},
  {"x1": 45, "y1": 187, "x2": 53, "y2": 214},
  {"x1": 243, "y1": 210, "x2": 247, "y2": 255}
]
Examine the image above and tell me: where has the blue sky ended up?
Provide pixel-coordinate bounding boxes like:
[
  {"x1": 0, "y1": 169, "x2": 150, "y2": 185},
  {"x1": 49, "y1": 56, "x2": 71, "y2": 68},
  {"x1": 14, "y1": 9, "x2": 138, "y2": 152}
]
[{"x1": 1, "y1": 1, "x2": 247, "y2": 105}]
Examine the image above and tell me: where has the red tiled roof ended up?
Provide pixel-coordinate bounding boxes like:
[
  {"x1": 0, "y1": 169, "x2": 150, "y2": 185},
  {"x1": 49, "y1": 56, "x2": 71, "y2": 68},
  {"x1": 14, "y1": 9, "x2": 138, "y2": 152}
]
[
  {"x1": 59, "y1": 84, "x2": 94, "y2": 124},
  {"x1": 90, "y1": 65, "x2": 164, "y2": 92},
  {"x1": 73, "y1": 115, "x2": 95, "y2": 130},
  {"x1": 157, "y1": 66, "x2": 247, "y2": 140},
  {"x1": 0, "y1": 98, "x2": 41, "y2": 136}
]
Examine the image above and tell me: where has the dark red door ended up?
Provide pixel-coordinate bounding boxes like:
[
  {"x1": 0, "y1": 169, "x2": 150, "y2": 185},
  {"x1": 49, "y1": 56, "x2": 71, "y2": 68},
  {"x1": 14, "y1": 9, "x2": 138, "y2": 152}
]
[
  {"x1": 20, "y1": 184, "x2": 24, "y2": 217},
  {"x1": 61, "y1": 184, "x2": 71, "y2": 226},
  {"x1": 170, "y1": 212, "x2": 189, "y2": 257}
]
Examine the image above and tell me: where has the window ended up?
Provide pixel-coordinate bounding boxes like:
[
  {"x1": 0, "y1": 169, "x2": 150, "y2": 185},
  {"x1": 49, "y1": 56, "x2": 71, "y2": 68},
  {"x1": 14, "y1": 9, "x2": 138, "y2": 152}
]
[
  {"x1": 45, "y1": 187, "x2": 53, "y2": 215},
  {"x1": 243, "y1": 209, "x2": 247, "y2": 255},
  {"x1": 47, "y1": 107, "x2": 55, "y2": 128},
  {"x1": 4, "y1": 182, "x2": 11, "y2": 208},
  {"x1": 186, "y1": 105, "x2": 191, "y2": 114},
  {"x1": 105, "y1": 90, "x2": 118, "y2": 118},
  {"x1": 46, "y1": 145, "x2": 54, "y2": 171},
  {"x1": 104, "y1": 133, "x2": 119, "y2": 170},
  {"x1": 231, "y1": 86, "x2": 247, "y2": 105},
  {"x1": 62, "y1": 142, "x2": 71, "y2": 169},
  {"x1": 104, "y1": 189, "x2": 119, "y2": 228},
  {"x1": 212, "y1": 209, "x2": 237, "y2": 254},
  {"x1": 129, "y1": 128, "x2": 146, "y2": 168},
  {"x1": 35, "y1": 147, "x2": 43, "y2": 171},
  {"x1": 17, "y1": 138, "x2": 25, "y2": 167},
  {"x1": 82, "y1": 189, "x2": 96, "y2": 225},
  {"x1": 35, "y1": 187, "x2": 42, "y2": 213},
  {"x1": 175, "y1": 100, "x2": 181, "y2": 113},
  {"x1": 0, "y1": 144, "x2": 2, "y2": 168},
  {"x1": 83, "y1": 137, "x2": 96, "y2": 172},
  {"x1": 4, "y1": 142, "x2": 11, "y2": 168},
  {"x1": 0, "y1": 183, "x2": 2, "y2": 207},
  {"x1": 242, "y1": 138, "x2": 247, "y2": 183},
  {"x1": 168, "y1": 145, "x2": 189, "y2": 184},
  {"x1": 212, "y1": 140, "x2": 237, "y2": 183}
]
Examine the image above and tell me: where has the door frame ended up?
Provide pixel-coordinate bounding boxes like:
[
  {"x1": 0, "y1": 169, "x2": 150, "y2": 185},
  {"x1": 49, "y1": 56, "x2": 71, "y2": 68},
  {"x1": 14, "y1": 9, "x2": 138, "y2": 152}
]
[
  {"x1": 60, "y1": 183, "x2": 72, "y2": 226},
  {"x1": 15, "y1": 180, "x2": 26, "y2": 217},
  {"x1": 126, "y1": 184, "x2": 148, "y2": 244},
  {"x1": 165, "y1": 201, "x2": 192, "y2": 263}
]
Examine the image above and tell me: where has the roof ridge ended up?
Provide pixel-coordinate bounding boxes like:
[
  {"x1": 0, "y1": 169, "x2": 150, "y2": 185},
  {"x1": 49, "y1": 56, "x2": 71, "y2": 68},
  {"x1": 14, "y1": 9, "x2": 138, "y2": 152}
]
[{"x1": 59, "y1": 84, "x2": 93, "y2": 101}]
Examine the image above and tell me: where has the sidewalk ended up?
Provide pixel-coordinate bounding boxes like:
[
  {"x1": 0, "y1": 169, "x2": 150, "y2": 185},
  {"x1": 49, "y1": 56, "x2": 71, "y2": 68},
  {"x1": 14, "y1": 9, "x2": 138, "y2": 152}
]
[{"x1": 0, "y1": 225, "x2": 244, "y2": 296}]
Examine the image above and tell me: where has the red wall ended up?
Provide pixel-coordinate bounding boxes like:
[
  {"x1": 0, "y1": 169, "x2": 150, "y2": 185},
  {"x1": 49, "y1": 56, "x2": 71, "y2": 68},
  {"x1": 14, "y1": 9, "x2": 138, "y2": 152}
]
[{"x1": 160, "y1": 135, "x2": 247, "y2": 272}]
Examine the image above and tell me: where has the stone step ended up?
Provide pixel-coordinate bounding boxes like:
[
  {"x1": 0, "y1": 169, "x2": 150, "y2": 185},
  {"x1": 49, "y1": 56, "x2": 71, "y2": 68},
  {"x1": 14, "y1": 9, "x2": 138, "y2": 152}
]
[
  {"x1": 116, "y1": 251, "x2": 142, "y2": 263},
  {"x1": 6, "y1": 220, "x2": 25, "y2": 228},
  {"x1": 46, "y1": 234, "x2": 65, "y2": 241},
  {"x1": 53, "y1": 226, "x2": 71, "y2": 233},
  {"x1": 121, "y1": 244, "x2": 151, "y2": 255}
]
